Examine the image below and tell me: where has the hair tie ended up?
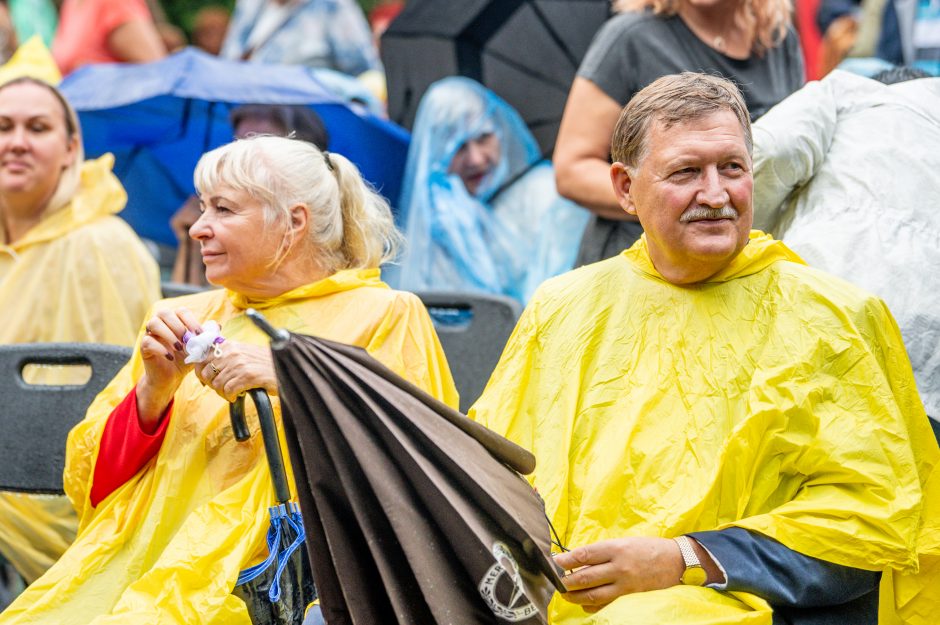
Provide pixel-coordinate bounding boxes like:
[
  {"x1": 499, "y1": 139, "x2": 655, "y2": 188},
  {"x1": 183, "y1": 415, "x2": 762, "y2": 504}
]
[{"x1": 323, "y1": 150, "x2": 336, "y2": 172}]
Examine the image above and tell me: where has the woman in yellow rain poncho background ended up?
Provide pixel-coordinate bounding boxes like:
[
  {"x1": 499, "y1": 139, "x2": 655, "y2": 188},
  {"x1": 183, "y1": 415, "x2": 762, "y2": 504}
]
[
  {"x1": 0, "y1": 39, "x2": 160, "y2": 585},
  {"x1": 0, "y1": 135, "x2": 458, "y2": 624}
]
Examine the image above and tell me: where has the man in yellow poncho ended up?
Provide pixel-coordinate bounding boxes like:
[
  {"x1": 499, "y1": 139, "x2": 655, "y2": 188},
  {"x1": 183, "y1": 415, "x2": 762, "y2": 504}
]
[
  {"x1": 0, "y1": 38, "x2": 160, "y2": 585},
  {"x1": 470, "y1": 72, "x2": 940, "y2": 625}
]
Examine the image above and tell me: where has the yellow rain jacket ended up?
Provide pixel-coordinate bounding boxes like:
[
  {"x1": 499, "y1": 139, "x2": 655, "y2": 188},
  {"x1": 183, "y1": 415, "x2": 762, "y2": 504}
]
[
  {"x1": 0, "y1": 268, "x2": 458, "y2": 624},
  {"x1": 0, "y1": 155, "x2": 160, "y2": 583},
  {"x1": 0, "y1": 36, "x2": 62, "y2": 86},
  {"x1": 0, "y1": 154, "x2": 160, "y2": 346},
  {"x1": 471, "y1": 232, "x2": 939, "y2": 625}
]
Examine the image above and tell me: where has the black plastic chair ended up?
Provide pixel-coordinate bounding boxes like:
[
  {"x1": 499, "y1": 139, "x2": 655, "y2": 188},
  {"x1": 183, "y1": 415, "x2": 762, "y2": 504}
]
[
  {"x1": 416, "y1": 292, "x2": 522, "y2": 412},
  {"x1": 160, "y1": 281, "x2": 210, "y2": 299},
  {"x1": 0, "y1": 343, "x2": 132, "y2": 494}
]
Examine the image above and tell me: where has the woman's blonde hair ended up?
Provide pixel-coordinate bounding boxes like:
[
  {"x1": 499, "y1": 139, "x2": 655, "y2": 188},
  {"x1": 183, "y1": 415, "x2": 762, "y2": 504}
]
[
  {"x1": 193, "y1": 135, "x2": 402, "y2": 273},
  {"x1": 0, "y1": 77, "x2": 85, "y2": 215},
  {"x1": 612, "y1": 0, "x2": 792, "y2": 54}
]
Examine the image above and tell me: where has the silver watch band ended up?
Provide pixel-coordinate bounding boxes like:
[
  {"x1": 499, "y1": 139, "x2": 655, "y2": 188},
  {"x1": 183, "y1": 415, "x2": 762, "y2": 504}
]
[{"x1": 674, "y1": 535, "x2": 701, "y2": 568}]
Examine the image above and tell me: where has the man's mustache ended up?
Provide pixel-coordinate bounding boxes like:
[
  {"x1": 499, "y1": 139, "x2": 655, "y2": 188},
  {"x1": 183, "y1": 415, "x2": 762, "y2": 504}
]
[{"x1": 679, "y1": 205, "x2": 738, "y2": 223}]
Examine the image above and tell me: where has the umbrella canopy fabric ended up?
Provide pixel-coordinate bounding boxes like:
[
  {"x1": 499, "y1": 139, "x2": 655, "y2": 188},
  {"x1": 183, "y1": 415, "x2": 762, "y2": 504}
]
[
  {"x1": 381, "y1": 0, "x2": 610, "y2": 156},
  {"x1": 269, "y1": 331, "x2": 564, "y2": 625},
  {"x1": 59, "y1": 48, "x2": 410, "y2": 246}
]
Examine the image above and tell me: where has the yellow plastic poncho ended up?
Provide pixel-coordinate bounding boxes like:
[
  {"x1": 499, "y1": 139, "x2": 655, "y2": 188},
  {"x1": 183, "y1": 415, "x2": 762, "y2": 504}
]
[
  {"x1": 0, "y1": 155, "x2": 160, "y2": 583},
  {"x1": 0, "y1": 36, "x2": 62, "y2": 86},
  {"x1": 0, "y1": 155, "x2": 161, "y2": 345},
  {"x1": 0, "y1": 268, "x2": 458, "y2": 625},
  {"x1": 470, "y1": 232, "x2": 939, "y2": 625}
]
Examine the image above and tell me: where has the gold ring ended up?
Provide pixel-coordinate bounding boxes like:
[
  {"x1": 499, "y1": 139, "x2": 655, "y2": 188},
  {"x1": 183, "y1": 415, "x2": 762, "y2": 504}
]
[{"x1": 209, "y1": 363, "x2": 220, "y2": 375}]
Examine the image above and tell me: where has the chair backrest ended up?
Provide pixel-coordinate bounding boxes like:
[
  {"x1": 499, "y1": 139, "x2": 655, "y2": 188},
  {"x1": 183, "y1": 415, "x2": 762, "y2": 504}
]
[
  {"x1": 0, "y1": 343, "x2": 132, "y2": 494},
  {"x1": 416, "y1": 291, "x2": 522, "y2": 413},
  {"x1": 161, "y1": 281, "x2": 209, "y2": 299}
]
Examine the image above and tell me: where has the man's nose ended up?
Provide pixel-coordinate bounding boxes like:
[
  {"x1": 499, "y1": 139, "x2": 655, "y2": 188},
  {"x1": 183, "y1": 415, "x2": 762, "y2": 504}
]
[{"x1": 696, "y1": 167, "x2": 730, "y2": 208}]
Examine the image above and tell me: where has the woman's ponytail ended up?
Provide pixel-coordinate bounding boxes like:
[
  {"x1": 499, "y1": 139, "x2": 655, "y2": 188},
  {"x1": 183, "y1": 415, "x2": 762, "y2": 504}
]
[{"x1": 328, "y1": 152, "x2": 403, "y2": 270}]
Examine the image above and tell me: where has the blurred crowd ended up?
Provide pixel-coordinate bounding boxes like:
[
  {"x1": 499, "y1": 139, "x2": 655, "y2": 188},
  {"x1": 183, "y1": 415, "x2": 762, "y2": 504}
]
[
  {"x1": 0, "y1": 0, "x2": 937, "y2": 305},
  {"x1": 1, "y1": 0, "x2": 939, "y2": 623}
]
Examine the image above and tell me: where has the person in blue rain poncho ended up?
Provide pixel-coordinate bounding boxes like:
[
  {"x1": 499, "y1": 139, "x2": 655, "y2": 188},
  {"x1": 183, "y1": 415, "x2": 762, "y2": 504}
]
[{"x1": 395, "y1": 77, "x2": 588, "y2": 303}]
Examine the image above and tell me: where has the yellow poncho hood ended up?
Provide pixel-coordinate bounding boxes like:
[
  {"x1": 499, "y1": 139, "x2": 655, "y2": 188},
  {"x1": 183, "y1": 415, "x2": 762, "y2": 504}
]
[
  {"x1": 4, "y1": 155, "x2": 124, "y2": 248},
  {"x1": 0, "y1": 36, "x2": 62, "y2": 87},
  {"x1": 0, "y1": 269, "x2": 457, "y2": 625},
  {"x1": 625, "y1": 230, "x2": 803, "y2": 282},
  {"x1": 0, "y1": 154, "x2": 160, "y2": 344},
  {"x1": 471, "y1": 232, "x2": 939, "y2": 624}
]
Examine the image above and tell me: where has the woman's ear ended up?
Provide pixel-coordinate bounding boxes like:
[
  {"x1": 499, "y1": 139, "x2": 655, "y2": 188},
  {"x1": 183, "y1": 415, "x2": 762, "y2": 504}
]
[
  {"x1": 275, "y1": 204, "x2": 309, "y2": 264},
  {"x1": 288, "y1": 204, "x2": 309, "y2": 236},
  {"x1": 63, "y1": 134, "x2": 80, "y2": 169}
]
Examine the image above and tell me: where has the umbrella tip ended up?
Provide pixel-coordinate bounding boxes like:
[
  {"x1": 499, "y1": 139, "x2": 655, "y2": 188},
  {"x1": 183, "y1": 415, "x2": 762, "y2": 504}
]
[{"x1": 246, "y1": 308, "x2": 290, "y2": 347}]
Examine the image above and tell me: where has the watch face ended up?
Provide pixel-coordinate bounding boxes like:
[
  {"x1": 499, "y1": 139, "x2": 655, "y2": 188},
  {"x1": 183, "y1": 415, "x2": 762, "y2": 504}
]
[{"x1": 681, "y1": 566, "x2": 707, "y2": 586}]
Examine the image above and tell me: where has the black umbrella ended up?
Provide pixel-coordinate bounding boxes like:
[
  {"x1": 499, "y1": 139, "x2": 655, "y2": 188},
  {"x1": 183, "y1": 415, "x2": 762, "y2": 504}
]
[
  {"x1": 229, "y1": 389, "x2": 316, "y2": 625},
  {"x1": 381, "y1": 0, "x2": 611, "y2": 156},
  {"x1": 246, "y1": 310, "x2": 565, "y2": 625}
]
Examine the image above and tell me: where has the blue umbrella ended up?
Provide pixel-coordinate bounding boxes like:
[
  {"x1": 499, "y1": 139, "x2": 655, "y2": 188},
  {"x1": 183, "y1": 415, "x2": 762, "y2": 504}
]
[{"x1": 60, "y1": 48, "x2": 410, "y2": 246}]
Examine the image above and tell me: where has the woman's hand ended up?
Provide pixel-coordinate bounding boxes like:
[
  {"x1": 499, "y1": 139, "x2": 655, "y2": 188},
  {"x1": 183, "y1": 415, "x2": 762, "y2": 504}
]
[
  {"x1": 137, "y1": 308, "x2": 204, "y2": 430},
  {"x1": 194, "y1": 342, "x2": 277, "y2": 403},
  {"x1": 553, "y1": 537, "x2": 686, "y2": 612}
]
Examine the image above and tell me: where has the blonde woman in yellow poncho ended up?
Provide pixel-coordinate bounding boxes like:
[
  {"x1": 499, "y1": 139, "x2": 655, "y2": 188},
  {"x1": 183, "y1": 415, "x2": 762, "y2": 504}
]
[
  {"x1": 0, "y1": 45, "x2": 160, "y2": 583},
  {"x1": 471, "y1": 73, "x2": 939, "y2": 625},
  {"x1": 0, "y1": 135, "x2": 458, "y2": 624}
]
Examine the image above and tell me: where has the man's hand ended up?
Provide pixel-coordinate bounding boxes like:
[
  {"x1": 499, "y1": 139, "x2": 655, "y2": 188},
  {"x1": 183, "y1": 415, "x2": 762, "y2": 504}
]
[{"x1": 553, "y1": 537, "x2": 685, "y2": 612}]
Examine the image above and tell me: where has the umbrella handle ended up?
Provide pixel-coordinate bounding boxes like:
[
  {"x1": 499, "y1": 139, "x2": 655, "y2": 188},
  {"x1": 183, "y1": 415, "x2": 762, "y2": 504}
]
[
  {"x1": 229, "y1": 393, "x2": 252, "y2": 442},
  {"x1": 230, "y1": 389, "x2": 292, "y2": 504}
]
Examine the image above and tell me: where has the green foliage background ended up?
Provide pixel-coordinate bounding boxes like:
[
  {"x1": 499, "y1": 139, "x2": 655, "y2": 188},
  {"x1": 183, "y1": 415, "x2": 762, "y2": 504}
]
[
  {"x1": 159, "y1": 0, "x2": 385, "y2": 38},
  {"x1": 159, "y1": 1, "x2": 233, "y2": 36}
]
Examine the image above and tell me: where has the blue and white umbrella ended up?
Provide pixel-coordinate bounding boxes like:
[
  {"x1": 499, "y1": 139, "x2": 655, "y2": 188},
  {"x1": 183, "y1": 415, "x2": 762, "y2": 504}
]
[{"x1": 60, "y1": 48, "x2": 409, "y2": 246}]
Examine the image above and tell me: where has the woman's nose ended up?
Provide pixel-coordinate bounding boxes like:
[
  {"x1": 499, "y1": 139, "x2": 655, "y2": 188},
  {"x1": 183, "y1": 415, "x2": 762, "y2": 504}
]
[
  {"x1": 5, "y1": 126, "x2": 29, "y2": 151},
  {"x1": 465, "y1": 142, "x2": 487, "y2": 167},
  {"x1": 189, "y1": 212, "x2": 211, "y2": 240}
]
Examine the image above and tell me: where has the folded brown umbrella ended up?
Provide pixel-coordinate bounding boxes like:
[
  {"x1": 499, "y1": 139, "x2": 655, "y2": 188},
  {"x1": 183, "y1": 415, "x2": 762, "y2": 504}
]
[{"x1": 249, "y1": 311, "x2": 564, "y2": 625}]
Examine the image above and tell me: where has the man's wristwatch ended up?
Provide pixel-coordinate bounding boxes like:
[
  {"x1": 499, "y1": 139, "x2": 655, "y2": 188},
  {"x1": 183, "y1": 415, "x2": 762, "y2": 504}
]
[{"x1": 674, "y1": 535, "x2": 708, "y2": 586}]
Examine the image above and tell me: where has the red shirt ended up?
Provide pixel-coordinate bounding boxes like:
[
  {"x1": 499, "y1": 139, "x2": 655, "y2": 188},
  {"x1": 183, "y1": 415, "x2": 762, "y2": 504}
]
[
  {"x1": 52, "y1": 0, "x2": 154, "y2": 75},
  {"x1": 89, "y1": 386, "x2": 171, "y2": 508}
]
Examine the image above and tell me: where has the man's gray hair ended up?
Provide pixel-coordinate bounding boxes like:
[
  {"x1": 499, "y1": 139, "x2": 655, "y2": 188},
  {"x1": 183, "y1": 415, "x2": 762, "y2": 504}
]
[{"x1": 611, "y1": 72, "x2": 752, "y2": 168}]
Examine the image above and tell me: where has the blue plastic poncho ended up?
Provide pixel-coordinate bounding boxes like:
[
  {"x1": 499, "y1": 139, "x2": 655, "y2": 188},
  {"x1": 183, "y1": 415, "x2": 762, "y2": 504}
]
[{"x1": 394, "y1": 77, "x2": 587, "y2": 303}]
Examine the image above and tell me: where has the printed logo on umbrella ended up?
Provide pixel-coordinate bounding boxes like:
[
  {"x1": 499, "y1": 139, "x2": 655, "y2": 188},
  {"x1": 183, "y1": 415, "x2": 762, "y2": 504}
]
[{"x1": 478, "y1": 542, "x2": 539, "y2": 622}]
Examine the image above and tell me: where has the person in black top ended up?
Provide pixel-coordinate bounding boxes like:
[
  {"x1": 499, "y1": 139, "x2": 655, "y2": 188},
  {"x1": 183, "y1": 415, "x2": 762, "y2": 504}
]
[{"x1": 554, "y1": 0, "x2": 804, "y2": 266}]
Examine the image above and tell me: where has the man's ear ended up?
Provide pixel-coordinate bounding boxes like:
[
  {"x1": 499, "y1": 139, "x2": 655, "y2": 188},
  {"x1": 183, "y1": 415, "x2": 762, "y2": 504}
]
[{"x1": 610, "y1": 162, "x2": 637, "y2": 216}]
